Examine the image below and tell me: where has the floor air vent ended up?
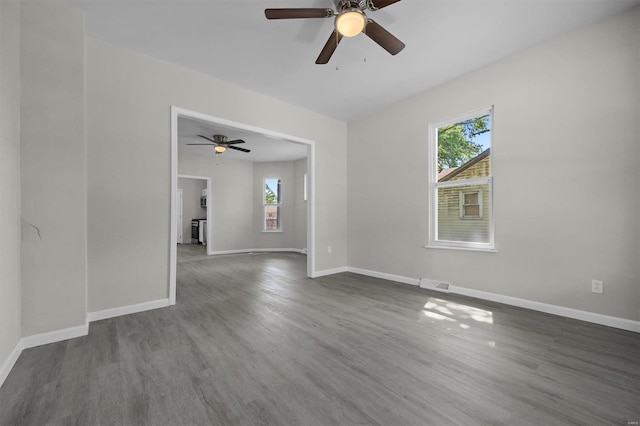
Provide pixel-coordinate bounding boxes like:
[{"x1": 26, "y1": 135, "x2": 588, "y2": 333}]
[{"x1": 419, "y1": 278, "x2": 451, "y2": 293}]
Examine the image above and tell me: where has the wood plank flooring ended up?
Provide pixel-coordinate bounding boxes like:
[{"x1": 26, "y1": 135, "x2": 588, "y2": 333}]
[{"x1": 1, "y1": 245, "x2": 638, "y2": 425}]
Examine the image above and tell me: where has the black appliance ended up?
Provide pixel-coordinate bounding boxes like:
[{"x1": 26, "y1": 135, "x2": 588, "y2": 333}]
[{"x1": 191, "y1": 219, "x2": 206, "y2": 245}]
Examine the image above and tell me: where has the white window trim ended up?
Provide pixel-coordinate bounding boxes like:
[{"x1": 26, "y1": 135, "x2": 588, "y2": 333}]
[
  {"x1": 427, "y1": 106, "x2": 495, "y2": 251},
  {"x1": 263, "y1": 177, "x2": 282, "y2": 232}
]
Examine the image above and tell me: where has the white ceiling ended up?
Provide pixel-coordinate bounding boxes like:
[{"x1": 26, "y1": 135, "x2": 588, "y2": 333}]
[
  {"x1": 178, "y1": 116, "x2": 308, "y2": 162},
  {"x1": 62, "y1": 0, "x2": 637, "y2": 122}
]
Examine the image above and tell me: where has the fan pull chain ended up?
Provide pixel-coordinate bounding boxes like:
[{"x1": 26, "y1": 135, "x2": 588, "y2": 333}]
[
  {"x1": 363, "y1": 23, "x2": 368, "y2": 63},
  {"x1": 335, "y1": 30, "x2": 341, "y2": 71}
]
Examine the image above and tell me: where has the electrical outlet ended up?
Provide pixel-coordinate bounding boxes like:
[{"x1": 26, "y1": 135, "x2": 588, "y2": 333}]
[
  {"x1": 591, "y1": 279, "x2": 603, "y2": 294},
  {"x1": 327, "y1": 245, "x2": 332, "y2": 254}
]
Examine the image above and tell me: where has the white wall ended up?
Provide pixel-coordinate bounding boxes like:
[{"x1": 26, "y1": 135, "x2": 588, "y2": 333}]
[
  {"x1": 179, "y1": 153, "x2": 254, "y2": 252},
  {"x1": 20, "y1": 1, "x2": 87, "y2": 335},
  {"x1": 347, "y1": 7, "x2": 640, "y2": 321},
  {"x1": 179, "y1": 153, "x2": 307, "y2": 252},
  {"x1": 178, "y1": 178, "x2": 206, "y2": 244},
  {"x1": 253, "y1": 161, "x2": 298, "y2": 249},
  {"x1": 0, "y1": 0, "x2": 22, "y2": 371},
  {"x1": 87, "y1": 38, "x2": 346, "y2": 311}
]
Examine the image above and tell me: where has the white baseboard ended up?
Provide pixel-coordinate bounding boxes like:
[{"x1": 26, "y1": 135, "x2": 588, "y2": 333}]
[
  {"x1": 0, "y1": 340, "x2": 23, "y2": 389},
  {"x1": 0, "y1": 298, "x2": 169, "y2": 389},
  {"x1": 1, "y1": 323, "x2": 91, "y2": 388},
  {"x1": 452, "y1": 286, "x2": 640, "y2": 333},
  {"x1": 251, "y1": 248, "x2": 306, "y2": 254},
  {"x1": 209, "y1": 248, "x2": 306, "y2": 255},
  {"x1": 347, "y1": 266, "x2": 640, "y2": 333},
  {"x1": 347, "y1": 267, "x2": 420, "y2": 286},
  {"x1": 312, "y1": 266, "x2": 348, "y2": 278},
  {"x1": 21, "y1": 323, "x2": 89, "y2": 349},
  {"x1": 87, "y1": 298, "x2": 170, "y2": 322}
]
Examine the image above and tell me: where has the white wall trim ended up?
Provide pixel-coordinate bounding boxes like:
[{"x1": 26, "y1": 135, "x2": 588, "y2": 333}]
[
  {"x1": 312, "y1": 266, "x2": 348, "y2": 278},
  {"x1": 307, "y1": 142, "x2": 316, "y2": 278},
  {"x1": 87, "y1": 298, "x2": 170, "y2": 322},
  {"x1": 170, "y1": 108, "x2": 179, "y2": 305},
  {"x1": 452, "y1": 286, "x2": 640, "y2": 333},
  {"x1": 170, "y1": 106, "x2": 317, "y2": 306},
  {"x1": 1, "y1": 299, "x2": 170, "y2": 389},
  {"x1": 0, "y1": 341, "x2": 23, "y2": 389},
  {"x1": 21, "y1": 323, "x2": 89, "y2": 349},
  {"x1": 347, "y1": 267, "x2": 420, "y2": 286},
  {"x1": 347, "y1": 267, "x2": 640, "y2": 333},
  {"x1": 209, "y1": 248, "x2": 306, "y2": 255}
]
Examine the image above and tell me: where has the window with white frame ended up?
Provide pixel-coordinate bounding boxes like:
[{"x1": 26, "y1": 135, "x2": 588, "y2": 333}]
[
  {"x1": 264, "y1": 178, "x2": 281, "y2": 231},
  {"x1": 428, "y1": 107, "x2": 494, "y2": 250}
]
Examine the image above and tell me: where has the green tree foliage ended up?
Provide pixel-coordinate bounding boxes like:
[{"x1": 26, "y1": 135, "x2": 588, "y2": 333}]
[
  {"x1": 265, "y1": 184, "x2": 277, "y2": 204},
  {"x1": 437, "y1": 115, "x2": 489, "y2": 169}
]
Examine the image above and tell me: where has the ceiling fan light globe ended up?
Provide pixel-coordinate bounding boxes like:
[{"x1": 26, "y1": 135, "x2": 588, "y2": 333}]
[
  {"x1": 336, "y1": 10, "x2": 365, "y2": 37},
  {"x1": 215, "y1": 146, "x2": 227, "y2": 153}
]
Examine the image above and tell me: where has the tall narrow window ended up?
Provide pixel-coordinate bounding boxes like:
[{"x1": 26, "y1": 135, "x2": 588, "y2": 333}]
[
  {"x1": 428, "y1": 107, "x2": 494, "y2": 250},
  {"x1": 264, "y1": 178, "x2": 281, "y2": 231}
]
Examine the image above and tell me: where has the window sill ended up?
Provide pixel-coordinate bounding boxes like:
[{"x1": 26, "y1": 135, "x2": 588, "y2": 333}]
[
  {"x1": 423, "y1": 244, "x2": 497, "y2": 253},
  {"x1": 262, "y1": 230, "x2": 283, "y2": 233}
]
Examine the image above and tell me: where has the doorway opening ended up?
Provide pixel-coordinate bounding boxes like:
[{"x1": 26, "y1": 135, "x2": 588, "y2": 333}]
[
  {"x1": 169, "y1": 106, "x2": 316, "y2": 305},
  {"x1": 177, "y1": 175, "x2": 212, "y2": 251}
]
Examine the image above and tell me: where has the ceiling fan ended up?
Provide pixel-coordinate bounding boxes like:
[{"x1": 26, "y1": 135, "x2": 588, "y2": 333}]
[
  {"x1": 265, "y1": 0, "x2": 405, "y2": 64},
  {"x1": 187, "y1": 134, "x2": 251, "y2": 154}
]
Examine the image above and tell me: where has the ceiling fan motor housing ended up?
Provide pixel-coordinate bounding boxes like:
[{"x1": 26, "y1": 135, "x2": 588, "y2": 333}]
[
  {"x1": 212, "y1": 134, "x2": 228, "y2": 144},
  {"x1": 336, "y1": 0, "x2": 367, "y2": 12}
]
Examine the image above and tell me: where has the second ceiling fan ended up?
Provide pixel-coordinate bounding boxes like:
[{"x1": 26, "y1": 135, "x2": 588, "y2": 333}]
[
  {"x1": 188, "y1": 134, "x2": 251, "y2": 154},
  {"x1": 265, "y1": 0, "x2": 405, "y2": 64}
]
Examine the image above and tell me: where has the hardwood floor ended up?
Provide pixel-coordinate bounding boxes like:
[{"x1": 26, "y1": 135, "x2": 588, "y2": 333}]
[{"x1": 1, "y1": 245, "x2": 638, "y2": 425}]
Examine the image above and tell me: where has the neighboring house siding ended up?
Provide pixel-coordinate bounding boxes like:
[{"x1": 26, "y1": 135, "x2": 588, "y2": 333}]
[
  {"x1": 446, "y1": 156, "x2": 490, "y2": 181},
  {"x1": 437, "y1": 156, "x2": 491, "y2": 243}
]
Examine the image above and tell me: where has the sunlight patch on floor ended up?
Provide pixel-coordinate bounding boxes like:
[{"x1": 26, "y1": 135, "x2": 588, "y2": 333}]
[{"x1": 422, "y1": 297, "x2": 493, "y2": 327}]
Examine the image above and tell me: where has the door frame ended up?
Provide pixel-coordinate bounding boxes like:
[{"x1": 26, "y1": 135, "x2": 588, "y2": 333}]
[
  {"x1": 177, "y1": 175, "x2": 211, "y2": 250},
  {"x1": 176, "y1": 188, "x2": 183, "y2": 244},
  {"x1": 169, "y1": 106, "x2": 316, "y2": 305}
]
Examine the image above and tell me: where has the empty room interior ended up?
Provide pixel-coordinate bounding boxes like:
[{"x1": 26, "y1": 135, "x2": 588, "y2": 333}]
[{"x1": 0, "y1": 0, "x2": 639, "y2": 424}]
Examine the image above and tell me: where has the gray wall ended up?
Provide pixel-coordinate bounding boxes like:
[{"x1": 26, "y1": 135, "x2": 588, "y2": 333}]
[
  {"x1": 253, "y1": 161, "x2": 297, "y2": 249},
  {"x1": 87, "y1": 38, "x2": 347, "y2": 312},
  {"x1": 179, "y1": 153, "x2": 307, "y2": 252},
  {"x1": 20, "y1": 1, "x2": 87, "y2": 335},
  {"x1": 179, "y1": 153, "x2": 254, "y2": 252},
  {"x1": 0, "y1": 0, "x2": 22, "y2": 370},
  {"x1": 347, "y1": 8, "x2": 640, "y2": 321},
  {"x1": 178, "y1": 178, "x2": 206, "y2": 244}
]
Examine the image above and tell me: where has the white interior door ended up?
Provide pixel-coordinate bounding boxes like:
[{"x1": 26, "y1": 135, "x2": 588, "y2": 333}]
[{"x1": 177, "y1": 188, "x2": 183, "y2": 244}]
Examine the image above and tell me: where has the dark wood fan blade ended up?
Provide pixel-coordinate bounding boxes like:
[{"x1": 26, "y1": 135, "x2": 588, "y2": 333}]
[
  {"x1": 197, "y1": 135, "x2": 217, "y2": 143},
  {"x1": 228, "y1": 146, "x2": 251, "y2": 153},
  {"x1": 370, "y1": 0, "x2": 401, "y2": 10},
  {"x1": 265, "y1": 8, "x2": 332, "y2": 19},
  {"x1": 364, "y1": 20, "x2": 405, "y2": 55},
  {"x1": 316, "y1": 30, "x2": 343, "y2": 64},
  {"x1": 225, "y1": 139, "x2": 245, "y2": 145},
  {"x1": 187, "y1": 143, "x2": 215, "y2": 145}
]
